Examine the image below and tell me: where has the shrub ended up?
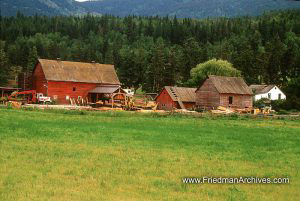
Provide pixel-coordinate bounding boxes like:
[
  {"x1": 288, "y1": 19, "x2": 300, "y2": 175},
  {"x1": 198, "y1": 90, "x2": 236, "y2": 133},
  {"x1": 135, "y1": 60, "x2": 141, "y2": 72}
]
[
  {"x1": 277, "y1": 109, "x2": 290, "y2": 115},
  {"x1": 271, "y1": 99, "x2": 300, "y2": 111},
  {"x1": 253, "y1": 98, "x2": 271, "y2": 109}
]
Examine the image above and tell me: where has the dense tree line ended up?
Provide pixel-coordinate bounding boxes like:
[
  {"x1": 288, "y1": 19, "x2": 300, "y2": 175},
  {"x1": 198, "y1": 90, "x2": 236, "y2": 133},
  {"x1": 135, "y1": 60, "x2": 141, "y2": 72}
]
[{"x1": 0, "y1": 10, "x2": 299, "y2": 93}]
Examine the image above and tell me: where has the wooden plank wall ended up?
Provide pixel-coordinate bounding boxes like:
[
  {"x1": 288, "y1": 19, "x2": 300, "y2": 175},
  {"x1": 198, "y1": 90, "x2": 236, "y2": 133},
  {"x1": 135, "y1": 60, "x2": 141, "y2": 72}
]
[
  {"x1": 220, "y1": 94, "x2": 253, "y2": 108},
  {"x1": 196, "y1": 79, "x2": 220, "y2": 109}
]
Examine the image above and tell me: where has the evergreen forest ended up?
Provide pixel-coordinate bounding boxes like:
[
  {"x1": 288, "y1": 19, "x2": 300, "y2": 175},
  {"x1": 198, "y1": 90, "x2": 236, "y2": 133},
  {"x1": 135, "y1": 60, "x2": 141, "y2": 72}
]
[{"x1": 0, "y1": 10, "x2": 299, "y2": 94}]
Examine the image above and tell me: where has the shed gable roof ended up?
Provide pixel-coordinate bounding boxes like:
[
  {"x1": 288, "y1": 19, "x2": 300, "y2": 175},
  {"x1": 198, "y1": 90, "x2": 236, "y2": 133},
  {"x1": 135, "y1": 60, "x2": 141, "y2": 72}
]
[
  {"x1": 199, "y1": 75, "x2": 252, "y2": 95},
  {"x1": 37, "y1": 59, "x2": 120, "y2": 85},
  {"x1": 158, "y1": 86, "x2": 197, "y2": 102}
]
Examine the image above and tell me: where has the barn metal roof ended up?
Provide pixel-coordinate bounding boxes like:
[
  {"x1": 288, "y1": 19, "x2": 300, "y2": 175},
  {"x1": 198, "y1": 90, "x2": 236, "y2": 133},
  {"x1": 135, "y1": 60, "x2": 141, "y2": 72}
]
[
  {"x1": 249, "y1": 84, "x2": 276, "y2": 95},
  {"x1": 163, "y1": 86, "x2": 197, "y2": 102},
  {"x1": 38, "y1": 59, "x2": 120, "y2": 84},
  {"x1": 197, "y1": 75, "x2": 252, "y2": 95},
  {"x1": 0, "y1": 87, "x2": 20, "y2": 90},
  {"x1": 89, "y1": 86, "x2": 120, "y2": 94}
]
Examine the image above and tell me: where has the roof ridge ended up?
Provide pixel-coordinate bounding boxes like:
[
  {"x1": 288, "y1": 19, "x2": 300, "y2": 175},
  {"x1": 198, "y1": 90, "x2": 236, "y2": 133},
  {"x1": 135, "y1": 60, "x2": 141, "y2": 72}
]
[{"x1": 38, "y1": 58, "x2": 114, "y2": 67}]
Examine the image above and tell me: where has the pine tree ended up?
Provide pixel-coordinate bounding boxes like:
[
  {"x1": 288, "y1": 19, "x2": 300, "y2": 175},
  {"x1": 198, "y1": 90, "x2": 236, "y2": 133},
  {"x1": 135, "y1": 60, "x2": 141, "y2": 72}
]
[
  {"x1": 265, "y1": 34, "x2": 287, "y2": 85},
  {"x1": 26, "y1": 46, "x2": 38, "y2": 73},
  {"x1": 145, "y1": 38, "x2": 167, "y2": 92},
  {"x1": 182, "y1": 37, "x2": 203, "y2": 82},
  {"x1": 0, "y1": 42, "x2": 9, "y2": 86}
]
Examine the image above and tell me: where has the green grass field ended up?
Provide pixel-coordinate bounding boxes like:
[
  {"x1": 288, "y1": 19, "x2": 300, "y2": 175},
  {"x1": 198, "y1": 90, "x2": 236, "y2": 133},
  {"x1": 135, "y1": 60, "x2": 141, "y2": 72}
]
[{"x1": 0, "y1": 108, "x2": 299, "y2": 201}]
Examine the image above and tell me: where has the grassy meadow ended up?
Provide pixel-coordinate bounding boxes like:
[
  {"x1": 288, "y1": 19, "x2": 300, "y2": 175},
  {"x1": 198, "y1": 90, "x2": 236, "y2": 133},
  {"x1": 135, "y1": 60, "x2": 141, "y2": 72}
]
[{"x1": 0, "y1": 108, "x2": 299, "y2": 201}]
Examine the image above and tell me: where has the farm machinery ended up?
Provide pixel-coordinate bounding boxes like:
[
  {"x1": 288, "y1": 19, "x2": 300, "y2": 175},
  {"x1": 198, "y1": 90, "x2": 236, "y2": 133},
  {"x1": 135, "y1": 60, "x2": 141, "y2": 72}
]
[{"x1": 8, "y1": 90, "x2": 52, "y2": 104}]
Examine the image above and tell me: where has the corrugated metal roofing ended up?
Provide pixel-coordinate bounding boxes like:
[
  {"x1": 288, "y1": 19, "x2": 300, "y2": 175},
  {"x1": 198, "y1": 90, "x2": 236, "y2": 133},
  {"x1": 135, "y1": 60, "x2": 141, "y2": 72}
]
[
  {"x1": 38, "y1": 59, "x2": 120, "y2": 84},
  {"x1": 208, "y1": 75, "x2": 253, "y2": 95},
  {"x1": 249, "y1": 84, "x2": 276, "y2": 95},
  {"x1": 0, "y1": 87, "x2": 20, "y2": 90},
  {"x1": 89, "y1": 86, "x2": 120, "y2": 94},
  {"x1": 165, "y1": 86, "x2": 197, "y2": 102}
]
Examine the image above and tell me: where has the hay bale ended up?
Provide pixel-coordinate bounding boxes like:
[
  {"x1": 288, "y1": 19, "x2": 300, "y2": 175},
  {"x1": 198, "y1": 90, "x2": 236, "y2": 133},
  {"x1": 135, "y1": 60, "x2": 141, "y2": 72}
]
[{"x1": 217, "y1": 106, "x2": 227, "y2": 111}]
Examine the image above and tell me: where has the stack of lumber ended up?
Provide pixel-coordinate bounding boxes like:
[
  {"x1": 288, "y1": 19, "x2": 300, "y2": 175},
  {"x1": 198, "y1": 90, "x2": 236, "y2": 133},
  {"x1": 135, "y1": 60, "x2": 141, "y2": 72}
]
[
  {"x1": 137, "y1": 109, "x2": 166, "y2": 113},
  {"x1": 236, "y1": 108, "x2": 252, "y2": 114},
  {"x1": 145, "y1": 101, "x2": 157, "y2": 108},
  {"x1": 174, "y1": 109, "x2": 196, "y2": 113},
  {"x1": 95, "y1": 107, "x2": 123, "y2": 111},
  {"x1": 96, "y1": 100, "x2": 104, "y2": 105},
  {"x1": 137, "y1": 109, "x2": 154, "y2": 113},
  {"x1": 211, "y1": 106, "x2": 234, "y2": 114},
  {"x1": 133, "y1": 99, "x2": 146, "y2": 107},
  {"x1": 23, "y1": 104, "x2": 93, "y2": 110}
]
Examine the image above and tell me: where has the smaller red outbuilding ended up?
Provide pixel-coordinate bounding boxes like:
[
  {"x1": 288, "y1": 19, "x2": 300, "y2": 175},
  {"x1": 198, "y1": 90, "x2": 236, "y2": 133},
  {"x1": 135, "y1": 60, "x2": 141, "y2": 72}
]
[{"x1": 155, "y1": 86, "x2": 197, "y2": 110}]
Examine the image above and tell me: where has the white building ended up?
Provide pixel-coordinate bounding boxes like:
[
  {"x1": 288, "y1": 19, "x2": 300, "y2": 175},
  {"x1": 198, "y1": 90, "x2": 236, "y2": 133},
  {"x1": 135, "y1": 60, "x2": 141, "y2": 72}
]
[
  {"x1": 123, "y1": 89, "x2": 134, "y2": 96},
  {"x1": 249, "y1": 85, "x2": 286, "y2": 101}
]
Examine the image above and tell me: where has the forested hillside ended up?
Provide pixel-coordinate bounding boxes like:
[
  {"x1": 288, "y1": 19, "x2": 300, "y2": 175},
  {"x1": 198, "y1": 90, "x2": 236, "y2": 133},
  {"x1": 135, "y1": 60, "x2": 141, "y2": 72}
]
[
  {"x1": 0, "y1": 11, "x2": 299, "y2": 93},
  {"x1": 1, "y1": 0, "x2": 299, "y2": 17},
  {"x1": 0, "y1": 0, "x2": 87, "y2": 16},
  {"x1": 80, "y1": 0, "x2": 300, "y2": 18}
]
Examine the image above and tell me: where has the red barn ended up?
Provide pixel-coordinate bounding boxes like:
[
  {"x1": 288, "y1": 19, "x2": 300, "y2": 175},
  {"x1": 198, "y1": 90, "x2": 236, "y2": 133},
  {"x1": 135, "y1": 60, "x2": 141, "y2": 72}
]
[
  {"x1": 155, "y1": 86, "x2": 197, "y2": 110},
  {"x1": 32, "y1": 59, "x2": 121, "y2": 104},
  {"x1": 196, "y1": 75, "x2": 253, "y2": 109}
]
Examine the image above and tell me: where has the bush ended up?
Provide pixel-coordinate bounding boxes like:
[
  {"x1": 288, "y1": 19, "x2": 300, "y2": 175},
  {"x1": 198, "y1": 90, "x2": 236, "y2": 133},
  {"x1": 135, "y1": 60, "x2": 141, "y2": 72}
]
[
  {"x1": 254, "y1": 97, "x2": 300, "y2": 112},
  {"x1": 271, "y1": 99, "x2": 287, "y2": 111},
  {"x1": 0, "y1": 97, "x2": 8, "y2": 101},
  {"x1": 271, "y1": 98, "x2": 300, "y2": 111},
  {"x1": 6, "y1": 102, "x2": 12, "y2": 109},
  {"x1": 277, "y1": 109, "x2": 290, "y2": 115},
  {"x1": 253, "y1": 98, "x2": 271, "y2": 109},
  {"x1": 280, "y1": 77, "x2": 300, "y2": 111}
]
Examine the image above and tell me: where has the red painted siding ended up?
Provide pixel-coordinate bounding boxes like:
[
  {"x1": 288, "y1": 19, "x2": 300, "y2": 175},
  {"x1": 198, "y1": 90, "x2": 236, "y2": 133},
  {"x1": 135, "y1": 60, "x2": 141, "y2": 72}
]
[
  {"x1": 156, "y1": 89, "x2": 196, "y2": 110},
  {"x1": 156, "y1": 88, "x2": 176, "y2": 110},
  {"x1": 32, "y1": 63, "x2": 47, "y2": 95},
  {"x1": 196, "y1": 79, "x2": 220, "y2": 108},
  {"x1": 48, "y1": 81, "x2": 97, "y2": 104}
]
